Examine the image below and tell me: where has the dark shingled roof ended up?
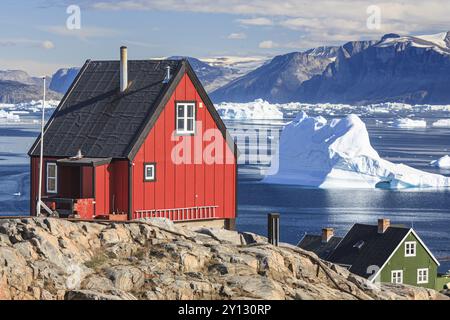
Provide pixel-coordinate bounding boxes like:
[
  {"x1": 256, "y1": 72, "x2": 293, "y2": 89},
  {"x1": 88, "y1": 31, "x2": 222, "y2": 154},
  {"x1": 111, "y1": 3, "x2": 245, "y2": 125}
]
[
  {"x1": 328, "y1": 224, "x2": 410, "y2": 278},
  {"x1": 29, "y1": 59, "x2": 182, "y2": 159},
  {"x1": 298, "y1": 234, "x2": 343, "y2": 260}
]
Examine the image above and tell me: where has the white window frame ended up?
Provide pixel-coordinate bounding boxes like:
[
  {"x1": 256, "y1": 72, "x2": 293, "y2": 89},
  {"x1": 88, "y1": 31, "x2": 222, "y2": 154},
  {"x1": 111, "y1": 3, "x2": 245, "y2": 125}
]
[
  {"x1": 405, "y1": 241, "x2": 417, "y2": 257},
  {"x1": 391, "y1": 270, "x2": 403, "y2": 284},
  {"x1": 144, "y1": 163, "x2": 156, "y2": 182},
  {"x1": 417, "y1": 268, "x2": 429, "y2": 284},
  {"x1": 46, "y1": 162, "x2": 58, "y2": 194},
  {"x1": 176, "y1": 102, "x2": 196, "y2": 135}
]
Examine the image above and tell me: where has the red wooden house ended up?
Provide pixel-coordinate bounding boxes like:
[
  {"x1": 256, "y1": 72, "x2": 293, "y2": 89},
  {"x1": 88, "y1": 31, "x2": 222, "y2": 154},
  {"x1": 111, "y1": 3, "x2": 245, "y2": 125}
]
[{"x1": 28, "y1": 47, "x2": 237, "y2": 229}]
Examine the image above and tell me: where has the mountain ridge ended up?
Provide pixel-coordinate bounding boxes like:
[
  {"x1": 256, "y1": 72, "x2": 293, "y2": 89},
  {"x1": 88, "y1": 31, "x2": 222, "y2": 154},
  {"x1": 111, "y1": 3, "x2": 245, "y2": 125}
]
[{"x1": 212, "y1": 31, "x2": 450, "y2": 105}]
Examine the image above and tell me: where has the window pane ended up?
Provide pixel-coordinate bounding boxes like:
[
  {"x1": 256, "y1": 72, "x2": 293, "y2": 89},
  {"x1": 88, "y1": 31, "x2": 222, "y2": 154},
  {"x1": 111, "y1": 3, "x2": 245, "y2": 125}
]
[
  {"x1": 178, "y1": 119, "x2": 184, "y2": 130},
  {"x1": 146, "y1": 166, "x2": 153, "y2": 178},
  {"x1": 48, "y1": 164, "x2": 56, "y2": 177},
  {"x1": 187, "y1": 105, "x2": 194, "y2": 117},
  {"x1": 178, "y1": 106, "x2": 184, "y2": 117},
  {"x1": 48, "y1": 179, "x2": 56, "y2": 191},
  {"x1": 187, "y1": 119, "x2": 194, "y2": 131}
]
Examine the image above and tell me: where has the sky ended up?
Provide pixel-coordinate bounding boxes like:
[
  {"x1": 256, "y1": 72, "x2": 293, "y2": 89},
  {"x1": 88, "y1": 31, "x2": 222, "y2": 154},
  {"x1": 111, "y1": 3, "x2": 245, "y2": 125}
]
[{"x1": 0, "y1": 0, "x2": 449, "y2": 76}]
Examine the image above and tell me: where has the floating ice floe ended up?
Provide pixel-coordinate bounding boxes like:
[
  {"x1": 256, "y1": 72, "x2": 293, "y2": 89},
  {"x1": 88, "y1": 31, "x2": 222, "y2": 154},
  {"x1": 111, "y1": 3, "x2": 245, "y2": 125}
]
[
  {"x1": 432, "y1": 119, "x2": 450, "y2": 128},
  {"x1": 215, "y1": 99, "x2": 283, "y2": 120},
  {"x1": 393, "y1": 118, "x2": 427, "y2": 128},
  {"x1": 430, "y1": 155, "x2": 450, "y2": 169},
  {"x1": 263, "y1": 112, "x2": 450, "y2": 189},
  {"x1": 0, "y1": 110, "x2": 20, "y2": 122}
]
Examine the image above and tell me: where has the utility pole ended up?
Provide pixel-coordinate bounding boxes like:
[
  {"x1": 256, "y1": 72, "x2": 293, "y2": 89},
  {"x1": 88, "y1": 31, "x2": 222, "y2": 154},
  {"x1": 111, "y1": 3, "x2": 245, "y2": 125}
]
[{"x1": 37, "y1": 77, "x2": 46, "y2": 216}]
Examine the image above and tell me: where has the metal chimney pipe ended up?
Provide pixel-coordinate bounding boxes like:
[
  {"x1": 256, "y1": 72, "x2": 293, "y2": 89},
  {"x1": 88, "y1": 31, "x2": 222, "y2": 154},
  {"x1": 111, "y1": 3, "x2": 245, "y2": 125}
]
[
  {"x1": 120, "y1": 46, "x2": 128, "y2": 92},
  {"x1": 268, "y1": 213, "x2": 280, "y2": 246}
]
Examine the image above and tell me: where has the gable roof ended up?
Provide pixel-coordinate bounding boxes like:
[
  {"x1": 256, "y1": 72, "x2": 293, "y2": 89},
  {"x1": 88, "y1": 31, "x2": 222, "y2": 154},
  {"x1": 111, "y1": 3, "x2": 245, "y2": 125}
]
[
  {"x1": 327, "y1": 224, "x2": 411, "y2": 278},
  {"x1": 29, "y1": 59, "x2": 237, "y2": 161},
  {"x1": 297, "y1": 234, "x2": 343, "y2": 260}
]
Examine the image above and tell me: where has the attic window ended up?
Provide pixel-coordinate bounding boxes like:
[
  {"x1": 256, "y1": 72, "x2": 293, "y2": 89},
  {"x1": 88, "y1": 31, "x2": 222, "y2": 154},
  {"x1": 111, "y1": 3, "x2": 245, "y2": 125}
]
[
  {"x1": 176, "y1": 102, "x2": 196, "y2": 135},
  {"x1": 353, "y1": 240, "x2": 365, "y2": 250},
  {"x1": 405, "y1": 241, "x2": 417, "y2": 257}
]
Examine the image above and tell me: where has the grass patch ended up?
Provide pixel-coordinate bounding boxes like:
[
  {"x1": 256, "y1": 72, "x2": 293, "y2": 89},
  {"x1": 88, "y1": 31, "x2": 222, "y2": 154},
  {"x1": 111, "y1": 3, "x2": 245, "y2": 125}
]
[{"x1": 84, "y1": 252, "x2": 110, "y2": 269}]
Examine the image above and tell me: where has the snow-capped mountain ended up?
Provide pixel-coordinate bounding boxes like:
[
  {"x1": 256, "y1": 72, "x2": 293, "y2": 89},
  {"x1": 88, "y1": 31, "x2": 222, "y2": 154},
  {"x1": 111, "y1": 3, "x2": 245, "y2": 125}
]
[
  {"x1": 211, "y1": 48, "x2": 339, "y2": 103},
  {"x1": 169, "y1": 56, "x2": 267, "y2": 92},
  {"x1": 212, "y1": 32, "x2": 450, "y2": 105},
  {"x1": 297, "y1": 32, "x2": 450, "y2": 105},
  {"x1": 0, "y1": 70, "x2": 59, "y2": 104}
]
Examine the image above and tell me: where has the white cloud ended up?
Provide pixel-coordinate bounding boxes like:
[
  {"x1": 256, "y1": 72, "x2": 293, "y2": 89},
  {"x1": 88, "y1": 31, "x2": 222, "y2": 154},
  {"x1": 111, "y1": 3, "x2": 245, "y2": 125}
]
[
  {"x1": 227, "y1": 32, "x2": 247, "y2": 40},
  {"x1": 259, "y1": 40, "x2": 278, "y2": 49},
  {"x1": 0, "y1": 39, "x2": 55, "y2": 50},
  {"x1": 86, "y1": 0, "x2": 450, "y2": 48},
  {"x1": 237, "y1": 17, "x2": 273, "y2": 26}
]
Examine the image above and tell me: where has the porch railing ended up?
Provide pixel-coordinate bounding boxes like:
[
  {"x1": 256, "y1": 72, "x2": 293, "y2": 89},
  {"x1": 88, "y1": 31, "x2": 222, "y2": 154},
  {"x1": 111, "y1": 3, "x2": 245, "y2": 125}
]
[{"x1": 133, "y1": 205, "x2": 218, "y2": 221}]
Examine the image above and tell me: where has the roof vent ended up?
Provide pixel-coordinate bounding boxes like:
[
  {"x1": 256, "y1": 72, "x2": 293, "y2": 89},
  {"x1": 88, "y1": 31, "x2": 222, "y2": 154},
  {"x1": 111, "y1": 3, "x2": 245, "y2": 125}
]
[
  {"x1": 120, "y1": 46, "x2": 128, "y2": 92},
  {"x1": 163, "y1": 66, "x2": 171, "y2": 84},
  {"x1": 71, "y1": 149, "x2": 84, "y2": 160},
  {"x1": 353, "y1": 240, "x2": 365, "y2": 250}
]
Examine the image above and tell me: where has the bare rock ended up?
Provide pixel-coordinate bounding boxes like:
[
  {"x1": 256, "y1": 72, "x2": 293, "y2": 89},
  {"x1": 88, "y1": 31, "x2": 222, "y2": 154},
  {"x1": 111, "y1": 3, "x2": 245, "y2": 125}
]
[
  {"x1": 65, "y1": 289, "x2": 137, "y2": 300},
  {"x1": 104, "y1": 265, "x2": 145, "y2": 291}
]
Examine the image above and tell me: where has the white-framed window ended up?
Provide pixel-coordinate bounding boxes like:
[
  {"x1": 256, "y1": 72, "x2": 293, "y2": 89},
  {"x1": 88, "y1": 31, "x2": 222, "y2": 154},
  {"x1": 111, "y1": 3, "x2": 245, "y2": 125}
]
[
  {"x1": 417, "y1": 268, "x2": 429, "y2": 284},
  {"x1": 144, "y1": 163, "x2": 156, "y2": 182},
  {"x1": 46, "y1": 162, "x2": 57, "y2": 193},
  {"x1": 405, "y1": 241, "x2": 417, "y2": 257},
  {"x1": 391, "y1": 270, "x2": 403, "y2": 284},
  {"x1": 176, "y1": 102, "x2": 196, "y2": 135}
]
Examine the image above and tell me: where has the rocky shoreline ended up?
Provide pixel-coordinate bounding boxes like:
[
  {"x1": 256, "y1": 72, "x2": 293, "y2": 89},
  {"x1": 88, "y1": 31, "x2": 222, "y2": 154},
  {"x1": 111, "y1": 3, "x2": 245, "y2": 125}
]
[{"x1": 0, "y1": 217, "x2": 447, "y2": 300}]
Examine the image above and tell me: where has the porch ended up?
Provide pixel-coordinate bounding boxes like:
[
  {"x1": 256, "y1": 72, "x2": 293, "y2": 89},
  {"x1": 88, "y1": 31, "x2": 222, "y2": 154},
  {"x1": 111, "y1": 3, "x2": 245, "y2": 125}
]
[{"x1": 40, "y1": 157, "x2": 116, "y2": 220}]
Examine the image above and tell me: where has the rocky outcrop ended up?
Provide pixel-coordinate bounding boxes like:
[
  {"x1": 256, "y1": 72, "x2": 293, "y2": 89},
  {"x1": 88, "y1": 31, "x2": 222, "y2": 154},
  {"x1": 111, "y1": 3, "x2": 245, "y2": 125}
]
[{"x1": 0, "y1": 218, "x2": 447, "y2": 300}]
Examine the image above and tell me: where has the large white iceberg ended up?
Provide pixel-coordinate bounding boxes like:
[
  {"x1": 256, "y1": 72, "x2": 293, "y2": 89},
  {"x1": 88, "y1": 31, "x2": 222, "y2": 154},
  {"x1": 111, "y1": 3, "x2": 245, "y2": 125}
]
[
  {"x1": 264, "y1": 112, "x2": 450, "y2": 189},
  {"x1": 215, "y1": 99, "x2": 283, "y2": 120}
]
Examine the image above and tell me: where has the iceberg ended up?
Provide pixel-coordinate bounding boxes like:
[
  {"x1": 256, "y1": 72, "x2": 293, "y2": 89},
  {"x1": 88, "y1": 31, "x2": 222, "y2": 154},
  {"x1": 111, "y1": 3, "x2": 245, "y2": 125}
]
[
  {"x1": 432, "y1": 119, "x2": 450, "y2": 128},
  {"x1": 215, "y1": 99, "x2": 283, "y2": 120},
  {"x1": 430, "y1": 155, "x2": 450, "y2": 169},
  {"x1": 393, "y1": 118, "x2": 427, "y2": 128},
  {"x1": 0, "y1": 110, "x2": 20, "y2": 122},
  {"x1": 263, "y1": 112, "x2": 450, "y2": 189}
]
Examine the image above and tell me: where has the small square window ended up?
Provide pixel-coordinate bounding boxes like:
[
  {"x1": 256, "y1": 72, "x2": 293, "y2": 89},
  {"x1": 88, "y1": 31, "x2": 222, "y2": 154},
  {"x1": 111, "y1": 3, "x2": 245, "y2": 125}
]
[
  {"x1": 417, "y1": 268, "x2": 429, "y2": 284},
  {"x1": 391, "y1": 270, "x2": 403, "y2": 284},
  {"x1": 144, "y1": 163, "x2": 156, "y2": 182},
  {"x1": 405, "y1": 241, "x2": 417, "y2": 257}
]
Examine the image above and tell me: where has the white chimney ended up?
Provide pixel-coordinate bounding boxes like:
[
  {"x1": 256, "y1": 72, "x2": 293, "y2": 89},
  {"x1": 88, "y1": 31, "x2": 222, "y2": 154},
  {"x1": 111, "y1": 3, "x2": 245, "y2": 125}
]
[{"x1": 120, "y1": 46, "x2": 128, "y2": 92}]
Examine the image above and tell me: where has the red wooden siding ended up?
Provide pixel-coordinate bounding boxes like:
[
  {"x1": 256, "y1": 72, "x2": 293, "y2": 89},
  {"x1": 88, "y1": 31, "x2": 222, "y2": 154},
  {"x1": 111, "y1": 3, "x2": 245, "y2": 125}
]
[
  {"x1": 30, "y1": 156, "x2": 58, "y2": 215},
  {"x1": 131, "y1": 72, "x2": 236, "y2": 219},
  {"x1": 81, "y1": 167, "x2": 93, "y2": 198}
]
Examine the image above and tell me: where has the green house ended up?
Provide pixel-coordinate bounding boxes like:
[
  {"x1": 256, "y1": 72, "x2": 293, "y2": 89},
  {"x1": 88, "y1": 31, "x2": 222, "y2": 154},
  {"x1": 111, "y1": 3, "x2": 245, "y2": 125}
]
[{"x1": 324, "y1": 219, "x2": 440, "y2": 289}]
